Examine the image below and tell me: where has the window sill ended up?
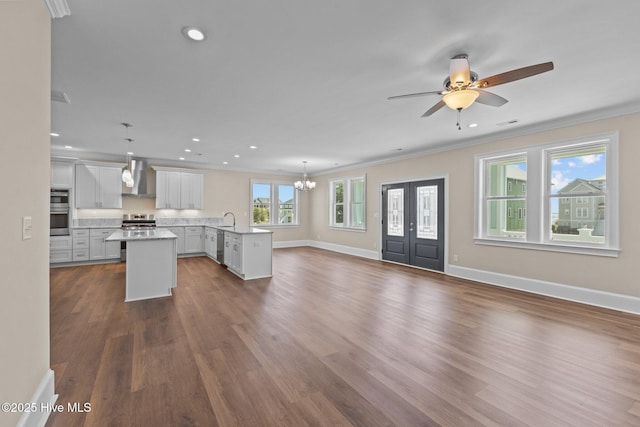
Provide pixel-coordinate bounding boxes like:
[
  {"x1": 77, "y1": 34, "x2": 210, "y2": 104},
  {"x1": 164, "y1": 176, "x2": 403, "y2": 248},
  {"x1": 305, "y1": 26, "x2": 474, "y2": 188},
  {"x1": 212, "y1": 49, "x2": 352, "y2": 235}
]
[
  {"x1": 329, "y1": 226, "x2": 366, "y2": 233},
  {"x1": 251, "y1": 224, "x2": 300, "y2": 228},
  {"x1": 474, "y1": 237, "x2": 620, "y2": 257}
]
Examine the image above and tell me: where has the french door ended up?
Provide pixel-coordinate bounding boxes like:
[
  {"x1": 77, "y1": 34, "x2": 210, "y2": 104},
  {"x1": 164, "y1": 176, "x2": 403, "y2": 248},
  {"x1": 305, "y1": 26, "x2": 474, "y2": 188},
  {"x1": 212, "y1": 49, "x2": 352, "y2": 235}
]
[{"x1": 382, "y1": 178, "x2": 445, "y2": 272}]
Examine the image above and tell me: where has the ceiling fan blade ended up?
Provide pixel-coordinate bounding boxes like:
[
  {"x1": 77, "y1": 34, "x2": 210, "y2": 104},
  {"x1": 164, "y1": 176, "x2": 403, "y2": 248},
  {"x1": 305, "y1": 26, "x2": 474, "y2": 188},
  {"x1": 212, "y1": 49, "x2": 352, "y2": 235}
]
[
  {"x1": 476, "y1": 61, "x2": 554, "y2": 88},
  {"x1": 388, "y1": 90, "x2": 442, "y2": 100},
  {"x1": 421, "y1": 100, "x2": 446, "y2": 117},
  {"x1": 475, "y1": 90, "x2": 508, "y2": 107}
]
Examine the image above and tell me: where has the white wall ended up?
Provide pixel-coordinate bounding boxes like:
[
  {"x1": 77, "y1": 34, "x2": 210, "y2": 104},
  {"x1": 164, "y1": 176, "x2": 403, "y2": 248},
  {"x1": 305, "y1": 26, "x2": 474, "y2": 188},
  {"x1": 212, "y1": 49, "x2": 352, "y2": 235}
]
[{"x1": 0, "y1": 0, "x2": 52, "y2": 426}]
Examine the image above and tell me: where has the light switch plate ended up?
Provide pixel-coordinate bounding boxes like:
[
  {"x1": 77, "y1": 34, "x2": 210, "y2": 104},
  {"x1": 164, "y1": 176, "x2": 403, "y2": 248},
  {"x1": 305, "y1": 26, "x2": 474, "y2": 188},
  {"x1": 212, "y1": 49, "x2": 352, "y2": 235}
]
[{"x1": 23, "y1": 216, "x2": 33, "y2": 240}]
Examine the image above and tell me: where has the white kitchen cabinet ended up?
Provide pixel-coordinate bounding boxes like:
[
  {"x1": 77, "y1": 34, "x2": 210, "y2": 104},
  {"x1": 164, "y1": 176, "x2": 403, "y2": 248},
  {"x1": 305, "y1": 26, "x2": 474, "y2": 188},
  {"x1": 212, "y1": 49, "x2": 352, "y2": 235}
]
[
  {"x1": 180, "y1": 172, "x2": 203, "y2": 209},
  {"x1": 75, "y1": 163, "x2": 123, "y2": 209},
  {"x1": 51, "y1": 160, "x2": 74, "y2": 189},
  {"x1": 153, "y1": 167, "x2": 204, "y2": 210},
  {"x1": 155, "y1": 171, "x2": 181, "y2": 209},
  {"x1": 50, "y1": 235, "x2": 72, "y2": 263},
  {"x1": 224, "y1": 232, "x2": 242, "y2": 274},
  {"x1": 161, "y1": 227, "x2": 185, "y2": 254},
  {"x1": 184, "y1": 226, "x2": 204, "y2": 254},
  {"x1": 222, "y1": 230, "x2": 272, "y2": 280},
  {"x1": 89, "y1": 228, "x2": 120, "y2": 260},
  {"x1": 72, "y1": 229, "x2": 90, "y2": 261},
  {"x1": 204, "y1": 227, "x2": 217, "y2": 260}
]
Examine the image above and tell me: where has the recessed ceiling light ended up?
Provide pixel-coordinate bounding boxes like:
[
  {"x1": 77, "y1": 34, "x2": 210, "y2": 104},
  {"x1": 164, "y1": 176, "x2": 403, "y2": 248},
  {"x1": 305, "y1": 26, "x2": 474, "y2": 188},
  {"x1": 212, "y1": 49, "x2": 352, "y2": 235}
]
[
  {"x1": 249, "y1": 145, "x2": 257, "y2": 149},
  {"x1": 185, "y1": 148, "x2": 191, "y2": 153},
  {"x1": 192, "y1": 138, "x2": 200, "y2": 142},
  {"x1": 127, "y1": 151, "x2": 134, "y2": 155},
  {"x1": 179, "y1": 157, "x2": 185, "y2": 161},
  {"x1": 234, "y1": 154, "x2": 240, "y2": 158},
  {"x1": 468, "y1": 123, "x2": 478, "y2": 128},
  {"x1": 182, "y1": 27, "x2": 206, "y2": 41},
  {"x1": 50, "y1": 132, "x2": 59, "y2": 137},
  {"x1": 64, "y1": 145, "x2": 72, "y2": 149},
  {"x1": 223, "y1": 161, "x2": 228, "y2": 165}
]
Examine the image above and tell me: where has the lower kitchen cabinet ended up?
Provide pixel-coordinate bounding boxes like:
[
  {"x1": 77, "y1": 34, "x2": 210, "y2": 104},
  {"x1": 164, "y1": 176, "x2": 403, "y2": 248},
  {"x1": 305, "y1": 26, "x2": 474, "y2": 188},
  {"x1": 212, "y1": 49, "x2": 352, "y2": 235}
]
[
  {"x1": 204, "y1": 227, "x2": 218, "y2": 260},
  {"x1": 223, "y1": 230, "x2": 272, "y2": 280},
  {"x1": 89, "y1": 228, "x2": 120, "y2": 260},
  {"x1": 161, "y1": 227, "x2": 185, "y2": 254},
  {"x1": 72, "y1": 229, "x2": 90, "y2": 261},
  {"x1": 50, "y1": 235, "x2": 72, "y2": 263},
  {"x1": 184, "y1": 226, "x2": 204, "y2": 254}
]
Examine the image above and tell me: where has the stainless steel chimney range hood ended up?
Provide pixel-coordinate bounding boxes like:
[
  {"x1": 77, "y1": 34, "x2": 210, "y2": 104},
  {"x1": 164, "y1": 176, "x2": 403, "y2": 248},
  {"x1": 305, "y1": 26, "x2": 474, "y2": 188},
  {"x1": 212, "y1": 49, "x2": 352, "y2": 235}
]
[{"x1": 122, "y1": 158, "x2": 156, "y2": 198}]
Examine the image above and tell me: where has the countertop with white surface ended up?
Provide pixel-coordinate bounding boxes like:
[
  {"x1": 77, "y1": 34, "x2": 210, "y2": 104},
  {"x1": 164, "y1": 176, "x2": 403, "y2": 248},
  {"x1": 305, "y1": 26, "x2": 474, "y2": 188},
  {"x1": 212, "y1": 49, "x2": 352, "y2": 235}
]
[
  {"x1": 210, "y1": 226, "x2": 273, "y2": 235},
  {"x1": 105, "y1": 229, "x2": 177, "y2": 242}
]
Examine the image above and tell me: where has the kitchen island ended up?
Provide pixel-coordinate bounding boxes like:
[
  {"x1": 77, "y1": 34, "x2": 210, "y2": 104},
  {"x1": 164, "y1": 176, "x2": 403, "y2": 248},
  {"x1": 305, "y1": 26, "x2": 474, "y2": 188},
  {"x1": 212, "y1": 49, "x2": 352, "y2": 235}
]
[
  {"x1": 216, "y1": 226, "x2": 273, "y2": 280},
  {"x1": 106, "y1": 229, "x2": 177, "y2": 302}
]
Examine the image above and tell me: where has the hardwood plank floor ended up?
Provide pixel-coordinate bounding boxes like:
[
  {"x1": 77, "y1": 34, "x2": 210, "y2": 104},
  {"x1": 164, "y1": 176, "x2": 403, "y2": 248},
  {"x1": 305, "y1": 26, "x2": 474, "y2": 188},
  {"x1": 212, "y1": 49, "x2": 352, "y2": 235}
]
[{"x1": 48, "y1": 247, "x2": 640, "y2": 426}]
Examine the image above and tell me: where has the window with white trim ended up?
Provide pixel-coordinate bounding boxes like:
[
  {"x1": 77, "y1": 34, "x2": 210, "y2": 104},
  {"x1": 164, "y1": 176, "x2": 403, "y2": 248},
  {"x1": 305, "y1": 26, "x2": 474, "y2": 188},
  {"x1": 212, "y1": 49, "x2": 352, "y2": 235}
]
[
  {"x1": 329, "y1": 175, "x2": 366, "y2": 230},
  {"x1": 251, "y1": 180, "x2": 299, "y2": 226},
  {"x1": 475, "y1": 132, "x2": 619, "y2": 256}
]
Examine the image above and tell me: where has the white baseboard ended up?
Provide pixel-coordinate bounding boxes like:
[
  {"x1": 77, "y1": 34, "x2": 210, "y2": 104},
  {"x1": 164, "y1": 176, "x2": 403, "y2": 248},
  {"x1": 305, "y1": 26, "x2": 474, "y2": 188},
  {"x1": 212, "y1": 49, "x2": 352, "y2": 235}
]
[
  {"x1": 273, "y1": 240, "x2": 311, "y2": 249},
  {"x1": 16, "y1": 369, "x2": 57, "y2": 427},
  {"x1": 448, "y1": 264, "x2": 640, "y2": 315}
]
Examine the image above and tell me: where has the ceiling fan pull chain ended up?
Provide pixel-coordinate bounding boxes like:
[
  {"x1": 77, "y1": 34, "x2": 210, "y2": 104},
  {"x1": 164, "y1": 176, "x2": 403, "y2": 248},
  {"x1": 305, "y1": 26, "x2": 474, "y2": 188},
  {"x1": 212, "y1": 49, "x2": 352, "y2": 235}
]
[{"x1": 456, "y1": 108, "x2": 462, "y2": 130}]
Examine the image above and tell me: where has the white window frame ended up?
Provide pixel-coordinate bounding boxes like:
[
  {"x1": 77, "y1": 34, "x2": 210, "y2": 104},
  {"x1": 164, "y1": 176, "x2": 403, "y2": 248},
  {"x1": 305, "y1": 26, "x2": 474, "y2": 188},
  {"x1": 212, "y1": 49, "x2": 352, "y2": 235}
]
[
  {"x1": 250, "y1": 179, "x2": 299, "y2": 226},
  {"x1": 329, "y1": 175, "x2": 366, "y2": 230},
  {"x1": 475, "y1": 131, "x2": 619, "y2": 257}
]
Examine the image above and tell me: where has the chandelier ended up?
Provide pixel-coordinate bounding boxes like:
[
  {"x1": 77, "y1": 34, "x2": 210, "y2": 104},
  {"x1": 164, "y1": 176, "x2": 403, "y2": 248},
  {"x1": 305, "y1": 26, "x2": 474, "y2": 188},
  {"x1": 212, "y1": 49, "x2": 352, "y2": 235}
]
[{"x1": 294, "y1": 161, "x2": 316, "y2": 192}]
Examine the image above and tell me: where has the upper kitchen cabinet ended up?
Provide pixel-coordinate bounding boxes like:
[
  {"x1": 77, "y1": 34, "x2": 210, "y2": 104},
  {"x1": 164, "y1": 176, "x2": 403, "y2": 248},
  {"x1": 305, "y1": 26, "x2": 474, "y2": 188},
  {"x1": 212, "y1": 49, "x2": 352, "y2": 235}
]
[
  {"x1": 180, "y1": 172, "x2": 203, "y2": 209},
  {"x1": 75, "y1": 162, "x2": 124, "y2": 209},
  {"x1": 155, "y1": 170, "x2": 181, "y2": 209},
  {"x1": 153, "y1": 167, "x2": 204, "y2": 209},
  {"x1": 51, "y1": 160, "x2": 74, "y2": 189}
]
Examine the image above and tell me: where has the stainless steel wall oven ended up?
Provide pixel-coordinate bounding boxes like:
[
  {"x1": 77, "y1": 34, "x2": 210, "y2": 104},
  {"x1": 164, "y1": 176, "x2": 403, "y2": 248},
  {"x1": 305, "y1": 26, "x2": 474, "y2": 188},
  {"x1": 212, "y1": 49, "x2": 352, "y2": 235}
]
[{"x1": 50, "y1": 189, "x2": 70, "y2": 236}]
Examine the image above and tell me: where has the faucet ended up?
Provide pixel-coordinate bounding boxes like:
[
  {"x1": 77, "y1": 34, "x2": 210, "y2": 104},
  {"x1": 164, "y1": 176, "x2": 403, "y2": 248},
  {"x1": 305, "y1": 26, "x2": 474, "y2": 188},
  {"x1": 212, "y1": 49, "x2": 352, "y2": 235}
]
[{"x1": 223, "y1": 211, "x2": 236, "y2": 229}]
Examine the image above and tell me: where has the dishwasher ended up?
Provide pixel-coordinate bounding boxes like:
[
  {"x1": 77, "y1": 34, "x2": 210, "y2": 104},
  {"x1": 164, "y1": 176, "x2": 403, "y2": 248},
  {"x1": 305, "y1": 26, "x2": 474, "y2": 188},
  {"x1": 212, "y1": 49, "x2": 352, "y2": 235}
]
[{"x1": 216, "y1": 228, "x2": 225, "y2": 265}]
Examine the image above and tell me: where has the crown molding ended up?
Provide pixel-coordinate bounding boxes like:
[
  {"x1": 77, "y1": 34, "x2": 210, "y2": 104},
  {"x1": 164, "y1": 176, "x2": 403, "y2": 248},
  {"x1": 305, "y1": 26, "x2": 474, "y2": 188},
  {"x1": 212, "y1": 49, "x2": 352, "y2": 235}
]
[{"x1": 44, "y1": 0, "x2": 70, "y2": 19}]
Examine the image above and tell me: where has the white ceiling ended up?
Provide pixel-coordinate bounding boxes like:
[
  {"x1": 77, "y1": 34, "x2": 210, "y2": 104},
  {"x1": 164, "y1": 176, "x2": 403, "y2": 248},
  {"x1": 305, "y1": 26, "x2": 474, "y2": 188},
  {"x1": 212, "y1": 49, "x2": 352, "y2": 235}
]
[{"x1": 51, "y1": 0, "x2": 640, "y2": 176}]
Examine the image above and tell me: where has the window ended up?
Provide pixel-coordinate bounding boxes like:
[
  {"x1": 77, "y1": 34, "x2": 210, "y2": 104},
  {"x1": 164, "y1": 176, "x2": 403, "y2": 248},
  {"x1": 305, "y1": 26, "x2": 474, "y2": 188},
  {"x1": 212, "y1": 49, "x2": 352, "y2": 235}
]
[
  {"x1": 251, "y1": 180, "x2": 298, "y2": 226},
  {"x1": 475, "y1": 132, "x2": 619, "y2": 256},
  {"x1": 330, "y1": 175, "x2": 366, "y2": 230},
  {"x1": 483, "y1": 155, "x2": 527, "y2": 239}
]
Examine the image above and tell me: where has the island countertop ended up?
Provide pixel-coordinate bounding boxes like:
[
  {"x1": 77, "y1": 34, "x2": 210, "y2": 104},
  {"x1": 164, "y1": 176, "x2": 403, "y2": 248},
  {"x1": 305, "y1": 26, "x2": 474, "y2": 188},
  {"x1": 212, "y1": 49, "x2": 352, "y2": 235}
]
[
  {"x1": 106, "y1": 229, "x2": 177, "y2": 242},
  {"x1": 210, "y1": 226, "x2": 273, "y2": 235}
]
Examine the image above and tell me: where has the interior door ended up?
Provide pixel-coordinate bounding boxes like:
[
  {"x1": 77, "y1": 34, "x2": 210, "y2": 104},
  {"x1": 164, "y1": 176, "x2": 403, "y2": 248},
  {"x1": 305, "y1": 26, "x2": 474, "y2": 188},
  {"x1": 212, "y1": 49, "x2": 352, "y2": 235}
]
[{"x1": 382, "y1": 178, "x2": 445, "y2": 272}]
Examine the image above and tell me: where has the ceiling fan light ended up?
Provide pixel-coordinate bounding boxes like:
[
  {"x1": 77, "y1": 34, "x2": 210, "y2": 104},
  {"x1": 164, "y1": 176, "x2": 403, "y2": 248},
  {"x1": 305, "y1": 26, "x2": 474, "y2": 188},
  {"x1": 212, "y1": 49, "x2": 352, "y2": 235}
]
[
  {"x1": 443, "y1": 90, "x2": 479, "y2": 110},
  {"x1": 449, "y1": 57, "x2": 471, "y2": 87}
]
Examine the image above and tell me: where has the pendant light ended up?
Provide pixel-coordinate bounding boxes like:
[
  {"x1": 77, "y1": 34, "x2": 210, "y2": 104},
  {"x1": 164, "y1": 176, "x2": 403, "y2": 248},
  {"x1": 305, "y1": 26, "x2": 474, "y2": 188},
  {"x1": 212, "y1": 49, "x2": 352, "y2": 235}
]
[
  {"x1": 121, "y1": 123, "x2": 134, "y2": 187},
  {"x1": 294, "y1": 161, "x2": 316, "y2": 192}
]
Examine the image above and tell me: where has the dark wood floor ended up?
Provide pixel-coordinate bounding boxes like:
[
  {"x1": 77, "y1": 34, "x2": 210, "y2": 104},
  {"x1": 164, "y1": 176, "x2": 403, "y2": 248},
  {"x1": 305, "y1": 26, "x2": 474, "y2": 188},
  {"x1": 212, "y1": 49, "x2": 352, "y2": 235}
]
[{"x1": 48, "y1": 247, "x2": 640, "y2": 426}]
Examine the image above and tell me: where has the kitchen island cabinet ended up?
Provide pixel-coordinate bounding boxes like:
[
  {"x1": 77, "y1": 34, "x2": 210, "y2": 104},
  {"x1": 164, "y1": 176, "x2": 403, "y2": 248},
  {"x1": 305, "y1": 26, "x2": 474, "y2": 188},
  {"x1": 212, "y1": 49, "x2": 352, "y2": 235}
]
[
  {"x1": 220, "y1": 227, "x2": 272, "y2": 280},
  {"x1": 106, "y1": 229, "x2": 177, "y2": 302}
]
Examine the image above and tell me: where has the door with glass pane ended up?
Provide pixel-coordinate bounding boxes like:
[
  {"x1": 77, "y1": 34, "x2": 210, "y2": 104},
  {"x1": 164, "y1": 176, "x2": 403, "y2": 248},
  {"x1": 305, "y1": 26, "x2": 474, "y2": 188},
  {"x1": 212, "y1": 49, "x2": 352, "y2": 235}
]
[{"x1": 382, "y1": 179, "x2": 445, "y2": 271}]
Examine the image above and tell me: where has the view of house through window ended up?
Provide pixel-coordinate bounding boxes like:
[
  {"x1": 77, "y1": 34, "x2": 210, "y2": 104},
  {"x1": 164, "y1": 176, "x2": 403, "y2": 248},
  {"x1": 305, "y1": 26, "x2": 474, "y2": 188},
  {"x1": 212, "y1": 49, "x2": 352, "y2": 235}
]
[
  {"x1": 251, "y1": 180, "x2": 298, "y2": 226},
  {"x1": 549, "y1": 146, "x2": 606, "y2": 243},
  {"x1": 485, "y1": 156, "x2": 527, "y2": 239},
  {"x1": 476, "y1": 133, "x2": 618, "y2": 255}
]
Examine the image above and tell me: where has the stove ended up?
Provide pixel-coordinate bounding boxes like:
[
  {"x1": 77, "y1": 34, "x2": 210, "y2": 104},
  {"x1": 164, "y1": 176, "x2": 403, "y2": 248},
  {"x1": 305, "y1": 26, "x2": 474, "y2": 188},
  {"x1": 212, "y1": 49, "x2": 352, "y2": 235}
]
[
  {"x1": 120, "y1": 214, "x2": 156, "y2": 261},
  {"x1": 121, "y1": 213, "x2": 156, "y2": 230}
]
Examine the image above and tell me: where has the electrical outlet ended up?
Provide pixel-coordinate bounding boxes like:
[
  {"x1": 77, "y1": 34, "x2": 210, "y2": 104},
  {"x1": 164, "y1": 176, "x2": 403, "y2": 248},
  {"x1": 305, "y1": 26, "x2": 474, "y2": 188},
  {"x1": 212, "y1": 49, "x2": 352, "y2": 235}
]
[{"x1": 453, "y1": 254, "x2": 459, "y2": 262}]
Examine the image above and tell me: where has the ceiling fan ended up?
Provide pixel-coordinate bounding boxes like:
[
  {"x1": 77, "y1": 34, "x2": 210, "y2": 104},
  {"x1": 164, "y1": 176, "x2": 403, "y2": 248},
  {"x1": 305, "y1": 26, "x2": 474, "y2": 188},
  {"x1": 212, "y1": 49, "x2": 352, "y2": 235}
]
[{"x1": 388, "y1": 54, "x2": 554, "y2": 129}]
